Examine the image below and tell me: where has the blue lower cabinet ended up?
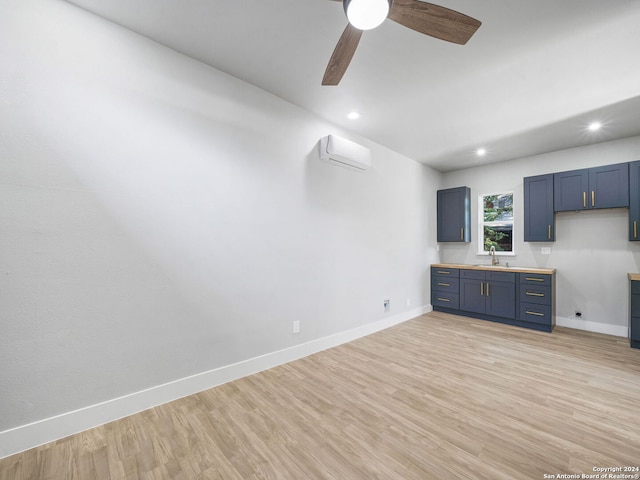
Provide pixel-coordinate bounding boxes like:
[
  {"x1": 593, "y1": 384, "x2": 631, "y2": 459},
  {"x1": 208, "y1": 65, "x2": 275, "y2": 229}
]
[
  {"x1": 517, "y1": 273, "x2": 554, "y2": 331},
  {"x1": 431, "y1": 265, "x2": 554, "y2": 332},
  {"x1": 630, "y1": 279, "x2": 640, "y2": 348},
  {"x1": 431, "y1": 267, "x2": 460, "y2": 310},
  {"x1": 459, "y1": 270, "x2": 516, "y2": 320}
]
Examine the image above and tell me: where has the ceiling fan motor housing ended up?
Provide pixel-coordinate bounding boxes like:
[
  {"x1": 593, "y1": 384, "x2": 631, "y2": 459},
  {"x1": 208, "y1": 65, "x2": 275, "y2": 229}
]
[{"x1": 343, "y1": 0, "x2": 393, "y2": 31}]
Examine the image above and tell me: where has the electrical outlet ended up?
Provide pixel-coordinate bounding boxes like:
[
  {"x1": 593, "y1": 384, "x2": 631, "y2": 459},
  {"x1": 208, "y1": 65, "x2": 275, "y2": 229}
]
[
  {"x1": 541, "y1": 247, "x2": 551, "y2": 255},
  {"x1": 292, "y1": 320, "x2": 300, "y2": 333},
  {"x1": 384, "y1": 299, "x2": 390, "y2": 312},
  {"x1": 406, "y1": 298, "x2": 411, "y2": 307}
]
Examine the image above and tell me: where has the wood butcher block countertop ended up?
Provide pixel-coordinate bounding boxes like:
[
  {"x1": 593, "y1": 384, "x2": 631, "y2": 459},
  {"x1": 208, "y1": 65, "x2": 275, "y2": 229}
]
[
  {"x1": 432, "y1": 263, "x2": 556, "y2": 275},
  {"x1": 629, "y1": 273, "x2": 640, "y2": 281}
]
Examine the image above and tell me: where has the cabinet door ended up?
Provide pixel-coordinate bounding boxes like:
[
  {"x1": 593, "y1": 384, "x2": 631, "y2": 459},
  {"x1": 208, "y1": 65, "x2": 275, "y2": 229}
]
[
  {"x1": 524, "y1": 174, "x2": 555, "y2": 242},
  {"x1": 632, "y1": 316, "x2": 640, "y2": 342},
  {"x1": 437, "y1": 187, "x2": 471, "y2": 242},
  {"x1": 459, "y1": 278, "x2": 485, "y2": 314},
  {"x1": 589, "y1": 163, "x2": 628, "y2": 209},
  {"x1": 485, "y1": 281, "x2": 516, "y2": 319},
  {"x1": 632, "y1": 293, "x2": 640, "y2": 320},
  {"x1": 629, "y1": 160, "x2": 640, "y2": 241},
  {"x1": 554, "y1": 169, "x2": 588, "y2": 211}
]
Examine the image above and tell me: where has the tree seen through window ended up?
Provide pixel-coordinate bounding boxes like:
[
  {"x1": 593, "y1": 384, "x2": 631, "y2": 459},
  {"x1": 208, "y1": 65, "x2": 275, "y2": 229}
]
[{"x1": 482, "y1": 193, "x2": 513, "y2": 252}]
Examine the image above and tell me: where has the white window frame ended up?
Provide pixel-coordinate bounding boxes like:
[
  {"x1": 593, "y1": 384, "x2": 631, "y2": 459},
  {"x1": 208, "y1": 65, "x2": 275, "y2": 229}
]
[{"x1": 477, "y1": 191, "x2": 515, "y2": 256}]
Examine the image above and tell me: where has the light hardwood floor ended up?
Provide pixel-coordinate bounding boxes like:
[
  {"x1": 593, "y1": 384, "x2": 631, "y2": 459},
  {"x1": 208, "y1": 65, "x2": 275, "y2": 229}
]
[{"x1": 2, "y1": 311, "x2": 640, "y2": 479}]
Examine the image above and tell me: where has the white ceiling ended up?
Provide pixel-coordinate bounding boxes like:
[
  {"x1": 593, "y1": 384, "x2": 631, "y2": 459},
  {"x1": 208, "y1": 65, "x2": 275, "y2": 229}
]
[{"x1": 64, "y1": 0, "x2": 640, "y2": 172}]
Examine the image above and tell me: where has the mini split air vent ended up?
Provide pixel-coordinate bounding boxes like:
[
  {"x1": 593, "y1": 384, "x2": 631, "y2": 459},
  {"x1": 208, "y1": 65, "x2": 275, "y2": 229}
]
[{"x1": 319, "y1": 134, "x2": 371, "y2": 171}]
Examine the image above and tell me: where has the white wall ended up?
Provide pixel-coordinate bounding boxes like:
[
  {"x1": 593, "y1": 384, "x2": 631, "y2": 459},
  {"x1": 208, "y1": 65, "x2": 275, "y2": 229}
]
[
  {"x1": 440, "y1": 136, "x2": 640, "y2": 336},
  {"x1": 0, "y1": 0, "x2": 441, "y2": 456}
]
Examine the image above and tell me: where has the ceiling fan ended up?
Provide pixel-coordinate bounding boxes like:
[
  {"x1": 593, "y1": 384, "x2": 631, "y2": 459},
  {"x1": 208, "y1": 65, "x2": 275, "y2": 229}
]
[{"x1": 323, "y1": 0, "x2": 481, "y2": 85}]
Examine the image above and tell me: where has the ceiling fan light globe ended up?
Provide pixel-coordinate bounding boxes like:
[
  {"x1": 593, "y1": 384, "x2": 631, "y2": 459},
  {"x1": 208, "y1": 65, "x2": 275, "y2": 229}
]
[{"x1": 344, "y1": 0, "x2": 391, "y2": 31}]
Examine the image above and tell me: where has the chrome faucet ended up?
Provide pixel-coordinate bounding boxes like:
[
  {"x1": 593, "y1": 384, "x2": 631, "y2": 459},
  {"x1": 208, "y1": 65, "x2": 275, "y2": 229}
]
[{"x1": 489, "y1": 245, "x2": 499, "y2": 265}]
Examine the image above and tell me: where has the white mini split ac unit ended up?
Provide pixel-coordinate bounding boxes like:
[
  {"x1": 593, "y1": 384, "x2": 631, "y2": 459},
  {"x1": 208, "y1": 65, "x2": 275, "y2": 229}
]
[{"x1": 319, "y1": 135, "x2": 371, "y2": 171}]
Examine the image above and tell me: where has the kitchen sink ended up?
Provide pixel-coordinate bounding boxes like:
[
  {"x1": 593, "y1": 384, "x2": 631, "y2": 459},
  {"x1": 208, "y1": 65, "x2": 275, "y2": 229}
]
[{"x1": 473, "y1": 264, "x2": 517, "y2": 268}]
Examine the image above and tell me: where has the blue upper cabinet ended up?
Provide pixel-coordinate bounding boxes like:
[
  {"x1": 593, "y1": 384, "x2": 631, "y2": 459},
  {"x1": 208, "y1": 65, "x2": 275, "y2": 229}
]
[
  {"x1": 524, "y1": 174, "x2": 555, "y2": 242},
  {"x1": 554, "y1": 163, "x2": 629, "y2": 212},
  {"x1": 629, "y1": 160, "x2": 640, "y2": 241},
  {"x1": 554, "y1": 169, "x2": 588, "y2": 211},
  {"x1": 437, "y1": 186, "x2": 471, "y2": 242},
  {"x1": 589, "y1": 163, "x2": 629, "y2": 209}
]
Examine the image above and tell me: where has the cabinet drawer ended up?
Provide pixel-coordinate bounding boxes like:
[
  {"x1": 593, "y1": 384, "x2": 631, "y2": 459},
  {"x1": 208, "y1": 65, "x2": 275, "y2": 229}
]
[
  {"x1": 432, "y1": 277, "x2": 459, "y2": 293},
  {"x1": 520, "y1": 273, "x2": 551, "y2": 286},
  {"x1": 460, "y1": 269, "x2": 485, "y2": 280},
  {"x1": 432, "y1": 292, "x2": 459, "y2": 309},
  {"x1": 519, "y1": 303, "x2": 552, "y2": 325},
  {"x1": 631, "y1": 280, "x2": 640, "y2": 295},
  {"x1": 431, "y1": 267, "x2": 459, "y2": 278},
  {"x1": 487, "y1": 271, "x2": 516, "y2": 283},
  {"x1": 519, "y1": 285, "x2": 551, "y2": 305}
]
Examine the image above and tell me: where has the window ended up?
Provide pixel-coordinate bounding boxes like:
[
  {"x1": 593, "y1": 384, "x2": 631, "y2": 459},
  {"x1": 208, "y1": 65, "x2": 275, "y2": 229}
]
[{"x1": 479, "y1": 192, "x2": 513, "y2": 254}]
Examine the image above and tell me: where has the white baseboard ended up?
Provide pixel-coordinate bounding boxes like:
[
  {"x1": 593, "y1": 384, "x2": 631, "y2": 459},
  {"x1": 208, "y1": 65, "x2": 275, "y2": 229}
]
[
  {"x1": 0, "y1": 306, "x2": 430, "y2": 460},
  {"x1": 555, "y1": 316, "x2": 629, "y2": 338}
]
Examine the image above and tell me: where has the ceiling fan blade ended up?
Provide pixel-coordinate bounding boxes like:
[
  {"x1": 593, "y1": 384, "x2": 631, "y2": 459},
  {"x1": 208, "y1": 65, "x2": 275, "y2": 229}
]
[
  {"x1": 322, "y1": 24, "x2": 363, "y2": 86},
  {"x1": 388, "y1": 0, "x2": 481, "y2": 45}
]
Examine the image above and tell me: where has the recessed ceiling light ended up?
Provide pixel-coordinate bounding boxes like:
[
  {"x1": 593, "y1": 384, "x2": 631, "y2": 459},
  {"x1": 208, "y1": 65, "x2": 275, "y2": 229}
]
[
  {"x1": 347, "y1": 111, "x2": 361, "y2": 120},
  {"x1": 476, "y1": 148, "x2": 487, "y2": 157},
  {"x1": 588, "y1": 121, "x2": 602, "y2": 132}
]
